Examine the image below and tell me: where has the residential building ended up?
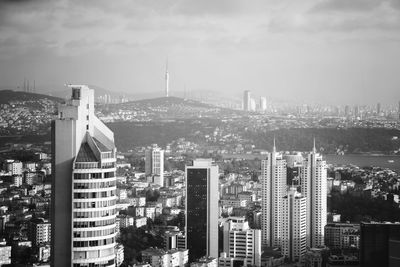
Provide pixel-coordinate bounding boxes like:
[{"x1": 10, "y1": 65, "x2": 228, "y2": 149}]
[
  {"x1": 324, "y1": 223, "x2": 360, "y2": 249},
  {"x1": 222, "y1": 217, "x2": 261, "y2": 266},
  {"x1": 0, "y1": 244, "x2": 11, "y2": 266},
  {"x1": 145, "y1": 144, "x2": 164, "y2": 187},
  {"x1": 300, "y1": 141, "x2": 327, "y2": 248},
  {"x1": 190, "y1": 257, "x2": 217, "y2": 267},
  {"x1": 281, "y1": 187, "x2": 307, "y2": 262},
  {"x1": 163, "y1": 230, "x2": 186, "y2": 250},
  {"x1": 141, "y1": 248, "x2": 188, "y2": 267},
  {"x1": 261, "y1": 141, "x2": 287, "y2": 247},
  {"x1": 28, "y1": 218, "x2": 51, "y2": 246}
]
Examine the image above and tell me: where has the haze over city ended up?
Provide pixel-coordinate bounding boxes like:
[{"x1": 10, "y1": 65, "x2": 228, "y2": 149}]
[{"x1": 1, "y1": 0, "x2": 400, "y2": 105}]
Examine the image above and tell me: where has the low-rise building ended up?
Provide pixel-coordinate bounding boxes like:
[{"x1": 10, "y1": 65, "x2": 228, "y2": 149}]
[
  {"x1": 190, "y1": 257, "x2": 217, "y2": 267},
  {"x1": 141, "y1": 248, "x2": 188, "y2": 267},
  {"x1": 325, "y1": 223, "x2": 360, "y2": 249}
]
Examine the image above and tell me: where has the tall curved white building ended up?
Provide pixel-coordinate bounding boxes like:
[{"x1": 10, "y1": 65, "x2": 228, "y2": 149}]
[{"x1": 52, "y1": 85, "x2": 118, "y2": 267}]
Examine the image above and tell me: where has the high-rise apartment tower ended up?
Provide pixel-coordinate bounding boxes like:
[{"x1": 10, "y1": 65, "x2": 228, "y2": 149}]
[
  {"x1": 261, "y1": 140, "x2": 287, "y2": 247},
  {"x1": 300, "y1": 141, "x2": 327, "y2": 248},
  {"x1": 243, "y1": 90, "x2": 251, "y2": 111},
  {"x1": 281, "y1": 187, "x2": 307, "y2": 262},
  {"x1": 145, "y1": 144, "x2": 164, "y2": 187}
]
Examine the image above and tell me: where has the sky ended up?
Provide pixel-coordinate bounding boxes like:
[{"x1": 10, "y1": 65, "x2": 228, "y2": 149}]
[{"x1": 0, "y1": 0, "x2": 400, "y2": 105}]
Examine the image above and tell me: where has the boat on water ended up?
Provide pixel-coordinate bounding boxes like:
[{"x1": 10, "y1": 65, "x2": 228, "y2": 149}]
[{"x1": 388, "y1": 160, "x2": 394, "y2": 163}]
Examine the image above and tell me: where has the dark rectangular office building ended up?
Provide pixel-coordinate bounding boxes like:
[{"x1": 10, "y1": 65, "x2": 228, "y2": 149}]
[
  {"x1": 360, "y1": 222, "x2": 400, "y2": 267},
  {"x1": 185, "y1": 159, "x2": 218, "y2": 263}
]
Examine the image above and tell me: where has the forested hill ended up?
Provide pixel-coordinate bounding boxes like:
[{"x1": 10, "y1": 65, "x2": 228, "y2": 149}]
[
  {"x1": 0, "y1": 90, "x2": 62, "y2": 104},
  {"x1": 246, "y1": 127, "x2": 400, "y2": 154},
  {"x1": 108, "y1": 119, "x2": 400, "y2": 154}
]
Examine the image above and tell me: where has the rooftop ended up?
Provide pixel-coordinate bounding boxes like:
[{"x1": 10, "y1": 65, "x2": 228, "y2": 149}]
[
  {"x1": 93, "y1": 137, "x2": 112, "y2": 152},
  {"x1": 76, "y1": 143, "x2": 98, "y2": 162}
]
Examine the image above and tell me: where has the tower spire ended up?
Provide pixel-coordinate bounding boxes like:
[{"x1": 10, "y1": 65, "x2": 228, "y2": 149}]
[
  {"x1": 273, "y1": 136, "x2": 276, "y2": 153},
  {"x1": 313, "y1": 137, "x2": 317, "y2": 153},
  {"x1": 165, "y1": 58, "x2": 169, "y2": 97}
]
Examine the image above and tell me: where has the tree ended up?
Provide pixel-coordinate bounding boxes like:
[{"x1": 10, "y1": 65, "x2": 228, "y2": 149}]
[{"x1": 145, "y1": 189, "x2": 160, "y2": 202}]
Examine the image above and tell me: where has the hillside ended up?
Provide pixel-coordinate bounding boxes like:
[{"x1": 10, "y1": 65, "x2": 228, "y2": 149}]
[
  {"x1": 246, "y1": 127, "x2": 400, "y2": 154},
  {"x1": 126, "y1": 96, "x2": 212, "y2": 108},
  {"x1": 98, "y1": 96, "x2": 242, "y2": 121},
  {"x1": 0, "y1": 90, "x2": 62, "y2": 104},
  {"x1": 0, "y1": 90, "x2": 61, "y2": 137}
]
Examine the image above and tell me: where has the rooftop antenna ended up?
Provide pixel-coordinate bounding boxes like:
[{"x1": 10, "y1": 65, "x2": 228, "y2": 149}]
[
  {"x1": 273, "y1": 136, "x2": 276, "y2": 153},
  {"x1": 165, "y1": 58, "x2": 169, "y2": 97},
  {"x1": 313, "y1": 137, "x2": 317, "y2": 153}
]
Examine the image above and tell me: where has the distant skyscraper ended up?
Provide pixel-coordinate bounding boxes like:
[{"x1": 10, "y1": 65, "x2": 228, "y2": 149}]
[
  {"x1": 52, "y1": 85, "x2": 118, "y2": 267},
  {"x1": 165, "y1": 60, "x2": 169, "y2": 97},
  {"x1": 300, "y1": 140, "x2": 327, "y2": 248},
  {"x1": 185, "y1": 159, "x2": 218, "y2": 262},
  {"x1": 281, "y1": 187, "x2": 307, "y2": 262},
  {"x1": 377, "y1": 102, "x2": 381, "y2": 115},
  {"x1": 243, "y1": 90, "x2": 251, "y2": 111},
  {"x1": 344, "y1": 105, "x2": 350, "y2": 117},
  {"x1": 222, "y1": 217, "x2": 262, "y2": 267},
  {"x1": 398, "y1": 101, "x2": 400, "y2": 120},
  {"x1": 354, "y1": 105, "x2": 359, "y2": 119},
  {"x1": 260, "y1": 97, "x2": 267, "y2": 112},
  {"x1": 250, "y1": 98, "x2": 256, "y2": 112},
  {"x1": 145, "y1": 144, "x2": 164, "y2": 187},
  {"x1": 261, "y1": 140, "x2": 287, "y2": 247}
]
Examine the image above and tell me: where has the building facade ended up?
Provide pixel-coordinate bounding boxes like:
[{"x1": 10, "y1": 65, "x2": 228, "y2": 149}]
[
  {"x1": 300, "y1": 143, "x2": 327, "y2": 248},
  {"x1": 243, "y1": 90, "x2": 251, "y2": 111},
  {"x1": 222, "y1": 217, "x2": 261, "y2": 267},
  {"x1": 28, "y1": 218, "x2": 51, "y2": 246},
  {"x1": 261, "y1": 142, "x2": 287, "y2": 247},
  {"x1": 324, "y1": 223, "x2": 360, "y2": 250},
  {"x1": 51, "y1": 85, "x2": 118, "y2": 267},
  {"x1": 145, "y1": 144, "x2": 164, "y2": 187},
  {"x1": 281, "y1": 187, "x2": 307, "y2": 262},
  {"x1": 142, "y1": 248, "x2": 188, "y2": 267},
  {"x1": 360, "y1": 222, "x2": 400, "y2": 267},
  {"x1": 185, "y1": 159, "x2": 218, "y2": 262}
]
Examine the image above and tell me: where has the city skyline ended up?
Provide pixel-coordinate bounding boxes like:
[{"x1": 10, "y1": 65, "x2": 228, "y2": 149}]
[
  {"x1": 1, "y1": 0, "x2": 400, "y2": 105},
  {"x1": 0, "y1": 0, "x2": 400, "y2": 265},
  {"x1": 0, "y1": 84, "x2": 399, "y2": 265}
]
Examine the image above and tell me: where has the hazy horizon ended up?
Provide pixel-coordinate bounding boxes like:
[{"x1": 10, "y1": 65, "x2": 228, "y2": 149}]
[{"x1": 1, "y1": 0, "x2": 400, "y2": 105}]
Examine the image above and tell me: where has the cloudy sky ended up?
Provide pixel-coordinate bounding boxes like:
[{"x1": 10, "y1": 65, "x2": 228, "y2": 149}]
[{"x1": 0, "y1": 0, "x2": 400, "y2": 104}]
